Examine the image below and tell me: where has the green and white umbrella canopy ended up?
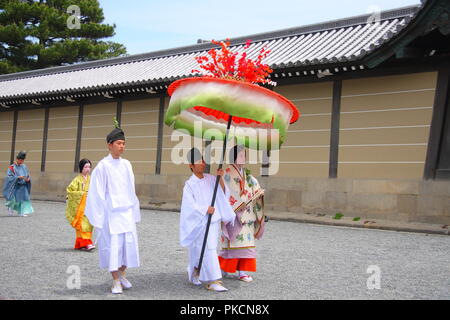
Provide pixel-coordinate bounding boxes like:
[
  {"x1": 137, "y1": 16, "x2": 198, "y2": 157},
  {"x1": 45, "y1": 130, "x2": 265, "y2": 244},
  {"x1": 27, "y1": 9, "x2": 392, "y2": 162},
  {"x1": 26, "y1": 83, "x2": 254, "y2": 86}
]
[{"x1": 165, "y1": 77, "x2": 300, "y2": 150}]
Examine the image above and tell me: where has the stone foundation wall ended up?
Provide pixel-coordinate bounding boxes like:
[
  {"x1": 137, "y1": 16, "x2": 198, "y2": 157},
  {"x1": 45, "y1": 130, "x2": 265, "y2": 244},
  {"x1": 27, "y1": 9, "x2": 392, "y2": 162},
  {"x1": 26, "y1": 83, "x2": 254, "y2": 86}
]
[
  {"x1": 258, "y1": 176, "x2": 450, "y2": 224},
  {"x1": 17, "y1": 173, "x2": 450, "y2": 225}
]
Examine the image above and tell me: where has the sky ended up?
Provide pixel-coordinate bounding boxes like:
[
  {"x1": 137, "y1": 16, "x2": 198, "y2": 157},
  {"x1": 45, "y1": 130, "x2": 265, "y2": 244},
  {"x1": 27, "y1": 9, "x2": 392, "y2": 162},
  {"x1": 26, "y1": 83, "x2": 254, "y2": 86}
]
[{"x1": 99, "y1": 0, "x2": 422, "y2": 56}]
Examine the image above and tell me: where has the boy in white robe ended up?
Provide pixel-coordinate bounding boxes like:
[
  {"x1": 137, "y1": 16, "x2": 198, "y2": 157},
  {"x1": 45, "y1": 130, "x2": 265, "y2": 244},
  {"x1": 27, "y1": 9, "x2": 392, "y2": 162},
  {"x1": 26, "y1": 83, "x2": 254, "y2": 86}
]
[
  {"x1": 85, "y1": 123, "x2": 141, "y2": 294},
  {"x1": 180, "y1": 148, "x2": 235, "y2": 292}
]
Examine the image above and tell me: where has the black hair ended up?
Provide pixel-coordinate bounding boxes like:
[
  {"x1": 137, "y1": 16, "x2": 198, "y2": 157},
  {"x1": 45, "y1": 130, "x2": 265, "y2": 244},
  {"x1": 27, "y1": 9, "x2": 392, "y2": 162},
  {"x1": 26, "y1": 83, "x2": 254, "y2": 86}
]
[
  {"x1": 187, "y1": 148, "x2": 203, "y2": 165},
  {"x1": 229, "y1": 145, "x2": 246, "y2": 164},
  {"x1": 16, "y1": 151, "x2": 26, "y2": 160},
  {"x1": 187, "y1": 148, "x2": 204, "y2": 172},
  {"x1": 78, "y1": 158, "x2": 92, "y2": 173}
]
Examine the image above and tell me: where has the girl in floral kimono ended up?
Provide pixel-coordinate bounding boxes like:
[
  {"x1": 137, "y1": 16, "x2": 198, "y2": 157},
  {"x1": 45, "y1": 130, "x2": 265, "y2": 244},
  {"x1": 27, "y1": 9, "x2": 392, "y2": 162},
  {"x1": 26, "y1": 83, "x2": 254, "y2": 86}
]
[
  {"x1": 219, "y1": 145, "x2": 265, "y2": 282},
  {"x1": 65, "y1": 159, "x2": 95, "y2": 251}
]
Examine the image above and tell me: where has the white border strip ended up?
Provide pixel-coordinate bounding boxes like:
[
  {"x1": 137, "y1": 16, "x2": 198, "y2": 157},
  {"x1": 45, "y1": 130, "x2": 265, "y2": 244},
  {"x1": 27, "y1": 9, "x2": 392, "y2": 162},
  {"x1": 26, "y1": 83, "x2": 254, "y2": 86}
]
[
  {"x1": 42, "y1": 161, "x2": 75, "y2": 163},
  {"x1": 283, "y1": 145, "x2": 329, "y2": 148},
  {"x1": 339, "y1": 161, "x2": 424, "y2": 164},
  {"x1": 83, "y1": 112, "x2": 116, "y2": 118},
  {"x1": 341, "y1": 88, "x2": 435, "y2": 98},
  {"x1": 301, "y1": 113, "x2": 331, "y2": 117},
  {"x1": 341, "y1": 125, "x2": 430, "y2": 131},
  {"x1": 122, "y1": 110, "x2": 159, "y2": 114},
  {"x1": 15, "y1": 129, "x2": 43, "y2": 133},
  {"x1": 78, "y1": 148, "x2": 157, "y2": 152},
  {"x1": 282, "y1": 143, "x2": 427, "y2": 149},
  {"x1": 339, "y1": 143, "x2": 427, "y2": 147},
  {"x1": 48, "y1": 127, "x2": 78, "y2": 131},
  {"x1": 341, "y1": 106, "x2": 432, "y2": 114},
  {"x1": 290, "y1": 97, "x2": 332, "y2": 102},
  {"x1": 49, "y1": 115, "x2": 79, "y2": 120},
  {"x1": 285, "y1": 88, "x2": 435, "y2": 102},
  {"x1": 288, "y1": 129, "x2": 330, "y2": 133},
  {"x1": 275, "y1": 161, "x2": 424, "y2": 164},
  {"x1": 16, "y1": 118, "x2": 44, "y2": 122},
  {"x1": 121, "y1": 122, "x2": 159, "y2": 126}
]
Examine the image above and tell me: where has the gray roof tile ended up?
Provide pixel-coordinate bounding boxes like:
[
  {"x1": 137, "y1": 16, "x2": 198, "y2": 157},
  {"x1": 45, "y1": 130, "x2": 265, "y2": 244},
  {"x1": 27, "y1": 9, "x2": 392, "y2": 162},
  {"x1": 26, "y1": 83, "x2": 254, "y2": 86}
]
[{"x1": 0, "y1": 5, "x2": 421, "y2": 102}]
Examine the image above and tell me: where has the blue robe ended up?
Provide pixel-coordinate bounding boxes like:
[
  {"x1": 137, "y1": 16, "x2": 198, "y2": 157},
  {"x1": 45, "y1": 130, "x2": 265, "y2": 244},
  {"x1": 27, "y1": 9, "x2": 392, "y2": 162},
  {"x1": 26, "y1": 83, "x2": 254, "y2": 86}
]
[{"x1": 2, "y1": 163, "x2": 33, "y2": 215}]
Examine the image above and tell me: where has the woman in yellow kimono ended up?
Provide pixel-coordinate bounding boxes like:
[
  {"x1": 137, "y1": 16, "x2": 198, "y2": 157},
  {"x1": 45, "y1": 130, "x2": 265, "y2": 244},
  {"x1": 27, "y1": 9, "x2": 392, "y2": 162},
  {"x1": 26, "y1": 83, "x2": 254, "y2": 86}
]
[{"x1": 66, "y1": 159, "x2": 95, "y2": 251}]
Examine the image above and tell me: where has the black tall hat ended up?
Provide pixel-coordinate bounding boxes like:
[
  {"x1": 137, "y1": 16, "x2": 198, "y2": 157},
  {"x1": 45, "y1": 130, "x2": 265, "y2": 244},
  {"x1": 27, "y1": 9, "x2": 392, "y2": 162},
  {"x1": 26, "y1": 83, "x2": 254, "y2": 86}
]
[
  {"x1": 106, "y1": 117, "x2": 125, "y2": 144},
  {"x1": 16, "y1": 151, "x2": 26, "y2": 160}
]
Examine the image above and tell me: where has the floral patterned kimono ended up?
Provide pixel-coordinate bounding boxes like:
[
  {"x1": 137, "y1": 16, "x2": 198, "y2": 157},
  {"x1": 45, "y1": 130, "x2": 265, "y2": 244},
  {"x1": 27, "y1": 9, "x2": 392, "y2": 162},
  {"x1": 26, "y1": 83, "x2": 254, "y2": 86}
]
[
  {"x1": 66, "y1": 174, "x2": 94, "y2": 249},
  {"x1": 219, "y1": 164, "x2": 265, "y2": 274}
]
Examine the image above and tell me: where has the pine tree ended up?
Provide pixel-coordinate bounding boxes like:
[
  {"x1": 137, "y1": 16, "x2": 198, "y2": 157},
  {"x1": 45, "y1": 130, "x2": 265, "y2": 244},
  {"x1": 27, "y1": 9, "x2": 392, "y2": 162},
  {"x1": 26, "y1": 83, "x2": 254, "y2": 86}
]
[{"x1": 0, "y1": 0, "x2": 127, "y2": 74}]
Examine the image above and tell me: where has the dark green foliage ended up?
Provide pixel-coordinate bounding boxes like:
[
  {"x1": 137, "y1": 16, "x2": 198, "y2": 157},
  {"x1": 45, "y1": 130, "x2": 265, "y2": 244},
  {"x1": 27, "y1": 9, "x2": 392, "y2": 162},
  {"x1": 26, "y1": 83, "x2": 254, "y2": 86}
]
[
  {"x1": 333, "y1": 212, "x2": 344, "y2": 220},
  {"x1": 0, "y1": 0, "x2": 127, "y2": 74}
]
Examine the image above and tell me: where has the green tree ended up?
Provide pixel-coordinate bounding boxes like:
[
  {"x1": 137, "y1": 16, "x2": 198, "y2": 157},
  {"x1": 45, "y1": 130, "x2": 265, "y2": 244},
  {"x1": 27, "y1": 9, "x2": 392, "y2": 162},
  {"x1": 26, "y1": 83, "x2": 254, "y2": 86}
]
[{"x1": 0, "y1": 0, "x2": 127, "y2": 74}]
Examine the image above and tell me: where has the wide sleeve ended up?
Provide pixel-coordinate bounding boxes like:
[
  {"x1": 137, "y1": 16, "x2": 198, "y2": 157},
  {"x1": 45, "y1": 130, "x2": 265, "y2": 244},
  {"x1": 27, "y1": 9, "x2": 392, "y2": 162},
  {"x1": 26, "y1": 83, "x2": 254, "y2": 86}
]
[
  {"x1": 84, "y1": 164, "x2": 107, "y2": 229},
  {"x1": 21, "y1": 165, "x2": 30, "y2": 183},
  {"x1": 215, "y1": 180, "x2": 236, "y2": 225},
  {"x1": 24, "y1": 165, "x2": 31, "y2": 194},
  {"x1": 127, "y1": 161, "x2": 141, "y2": 224},
  {"x1": 66, "y1": 177, "x2": 84, "y2": 201},
  {"x1": 179, "y1": 183, "x2": 209, "y2": 247},
  {"x1": 2, "y1": 167, "x2": 18, "y2": 200},
  {"x1": 65, "y1": 177, "x2": 84, "y2": 224},
  {"x1": 222, "y1": 178, "x2": 231, "y2": 202},
  {"x1": 221, "y1": 208, "x2": 242, "y2": 241},
  {"x1": 250, "y1": 175, "x2": 265, "y2": 240}
]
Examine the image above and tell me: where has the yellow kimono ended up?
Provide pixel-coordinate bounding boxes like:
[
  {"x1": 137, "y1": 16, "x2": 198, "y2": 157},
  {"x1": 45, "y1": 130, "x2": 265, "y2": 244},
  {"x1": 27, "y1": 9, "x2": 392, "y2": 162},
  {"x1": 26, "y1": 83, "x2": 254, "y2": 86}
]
[{"x1": 66, "y1": 174, "x2": 94, "y2": 248}]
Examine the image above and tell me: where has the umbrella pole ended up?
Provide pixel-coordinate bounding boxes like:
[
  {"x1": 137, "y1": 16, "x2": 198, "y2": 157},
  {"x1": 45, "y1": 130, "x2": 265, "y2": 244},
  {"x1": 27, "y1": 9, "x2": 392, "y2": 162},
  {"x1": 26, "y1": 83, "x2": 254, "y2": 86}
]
[{"x1": 197, "y1": 115, "x2": 233, "y2": 276}]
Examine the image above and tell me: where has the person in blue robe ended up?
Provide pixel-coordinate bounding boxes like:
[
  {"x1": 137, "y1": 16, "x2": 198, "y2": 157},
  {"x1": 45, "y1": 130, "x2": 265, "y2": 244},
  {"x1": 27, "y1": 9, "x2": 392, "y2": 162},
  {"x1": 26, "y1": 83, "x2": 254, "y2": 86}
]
[{"x1": 2, "y1": 151, "x2": 34, "y2": 216}]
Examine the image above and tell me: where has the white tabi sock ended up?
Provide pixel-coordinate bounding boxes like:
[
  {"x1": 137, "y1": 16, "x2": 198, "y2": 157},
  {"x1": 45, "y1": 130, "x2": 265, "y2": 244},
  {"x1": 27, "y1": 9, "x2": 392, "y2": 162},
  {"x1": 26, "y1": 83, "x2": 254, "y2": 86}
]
[{"x1": 238, "y1": 271, "x2": 248, "y2": 277}]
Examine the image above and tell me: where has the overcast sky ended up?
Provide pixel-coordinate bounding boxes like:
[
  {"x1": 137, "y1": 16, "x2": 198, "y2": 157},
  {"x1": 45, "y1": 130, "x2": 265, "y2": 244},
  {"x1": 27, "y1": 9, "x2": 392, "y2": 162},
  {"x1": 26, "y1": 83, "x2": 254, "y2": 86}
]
[{"x1": 99, "y1": 0, "x2": 422, "y2": 55}]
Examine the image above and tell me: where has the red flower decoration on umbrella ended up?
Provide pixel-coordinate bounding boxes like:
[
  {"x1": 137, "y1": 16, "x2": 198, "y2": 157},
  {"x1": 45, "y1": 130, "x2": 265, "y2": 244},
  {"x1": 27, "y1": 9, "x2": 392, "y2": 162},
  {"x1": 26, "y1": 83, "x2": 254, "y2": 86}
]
[{"x1": 191, "y1": 39, "x2": 274, "y2": 85}]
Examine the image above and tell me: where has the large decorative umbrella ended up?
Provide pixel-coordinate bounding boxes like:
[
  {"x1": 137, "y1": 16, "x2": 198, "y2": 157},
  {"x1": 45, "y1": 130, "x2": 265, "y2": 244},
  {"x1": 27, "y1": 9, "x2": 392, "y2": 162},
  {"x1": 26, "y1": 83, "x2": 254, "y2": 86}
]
[
  {"x1": 165, "y1": 39, "x2": 300, "y2": 274},
  {"x1": 165, "y1": 77, "x2": 299, "y2": 150}
]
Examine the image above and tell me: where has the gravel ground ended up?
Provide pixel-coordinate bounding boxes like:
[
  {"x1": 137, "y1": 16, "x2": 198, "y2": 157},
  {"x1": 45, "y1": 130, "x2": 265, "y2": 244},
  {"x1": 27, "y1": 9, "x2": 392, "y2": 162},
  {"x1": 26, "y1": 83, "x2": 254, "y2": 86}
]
[{"x1": 0, "y1": 200, "x2": 449, "y2": 300}]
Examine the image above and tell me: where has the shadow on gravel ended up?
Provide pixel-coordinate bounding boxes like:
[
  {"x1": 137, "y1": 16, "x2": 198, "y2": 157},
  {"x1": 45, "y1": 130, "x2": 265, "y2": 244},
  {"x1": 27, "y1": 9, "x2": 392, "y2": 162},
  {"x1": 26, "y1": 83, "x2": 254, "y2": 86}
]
[{"x1": 51, "y1": 272, "x2": 245, "y2": 299}]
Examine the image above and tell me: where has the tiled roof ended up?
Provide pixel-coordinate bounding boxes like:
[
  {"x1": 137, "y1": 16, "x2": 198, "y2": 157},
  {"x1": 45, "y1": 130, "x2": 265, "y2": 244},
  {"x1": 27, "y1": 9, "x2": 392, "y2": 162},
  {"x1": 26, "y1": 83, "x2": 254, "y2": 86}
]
[{"x1": 0, "y1": 4, "x2": 422, "y2": 104}]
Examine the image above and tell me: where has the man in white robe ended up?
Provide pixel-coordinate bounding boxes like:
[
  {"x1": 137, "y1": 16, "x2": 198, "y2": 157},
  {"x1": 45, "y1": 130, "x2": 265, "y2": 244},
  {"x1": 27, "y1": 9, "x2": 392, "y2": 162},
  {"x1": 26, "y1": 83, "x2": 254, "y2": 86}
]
[
  {"x1": 180, "y1": 148, "x2": 235, "y2": 292},
  {"x1": 85, "y1": 124, "x2": 141, "y2": 294}
]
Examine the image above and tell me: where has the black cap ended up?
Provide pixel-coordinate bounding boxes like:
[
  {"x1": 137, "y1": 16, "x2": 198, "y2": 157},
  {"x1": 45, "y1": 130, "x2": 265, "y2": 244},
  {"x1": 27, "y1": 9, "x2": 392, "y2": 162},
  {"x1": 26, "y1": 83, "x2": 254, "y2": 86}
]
[
  {"x1": 107, "y1": 117, "x2": 125, "y2": 144},
  {"x1": 106, "y1": 127, "x2": 125, "y2": 144},
  {"x1": 16, "y1": 151, "x2": 26, "y2": 160}
]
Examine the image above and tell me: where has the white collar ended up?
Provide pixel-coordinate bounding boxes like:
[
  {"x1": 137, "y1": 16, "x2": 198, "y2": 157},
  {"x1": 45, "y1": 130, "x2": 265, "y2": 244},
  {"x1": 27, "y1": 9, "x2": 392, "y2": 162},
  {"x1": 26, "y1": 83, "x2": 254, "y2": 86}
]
[
  {"x1": 107, "y1": 153, "x2": 121, "y2": 161},
  {"x1": 191, "y1": 173, "x2": 206, "y2": 182}
]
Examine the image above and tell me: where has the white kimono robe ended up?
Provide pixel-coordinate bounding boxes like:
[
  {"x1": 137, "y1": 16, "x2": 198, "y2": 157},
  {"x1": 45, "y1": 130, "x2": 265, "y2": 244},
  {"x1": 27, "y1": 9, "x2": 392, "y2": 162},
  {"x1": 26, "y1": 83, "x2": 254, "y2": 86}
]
[
  {"x1": 85, "y1": 154, "x2": 141, "y2": 272},
  {"x1": 180, "y1": 173, "x2": 235, "y2": 283}
]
